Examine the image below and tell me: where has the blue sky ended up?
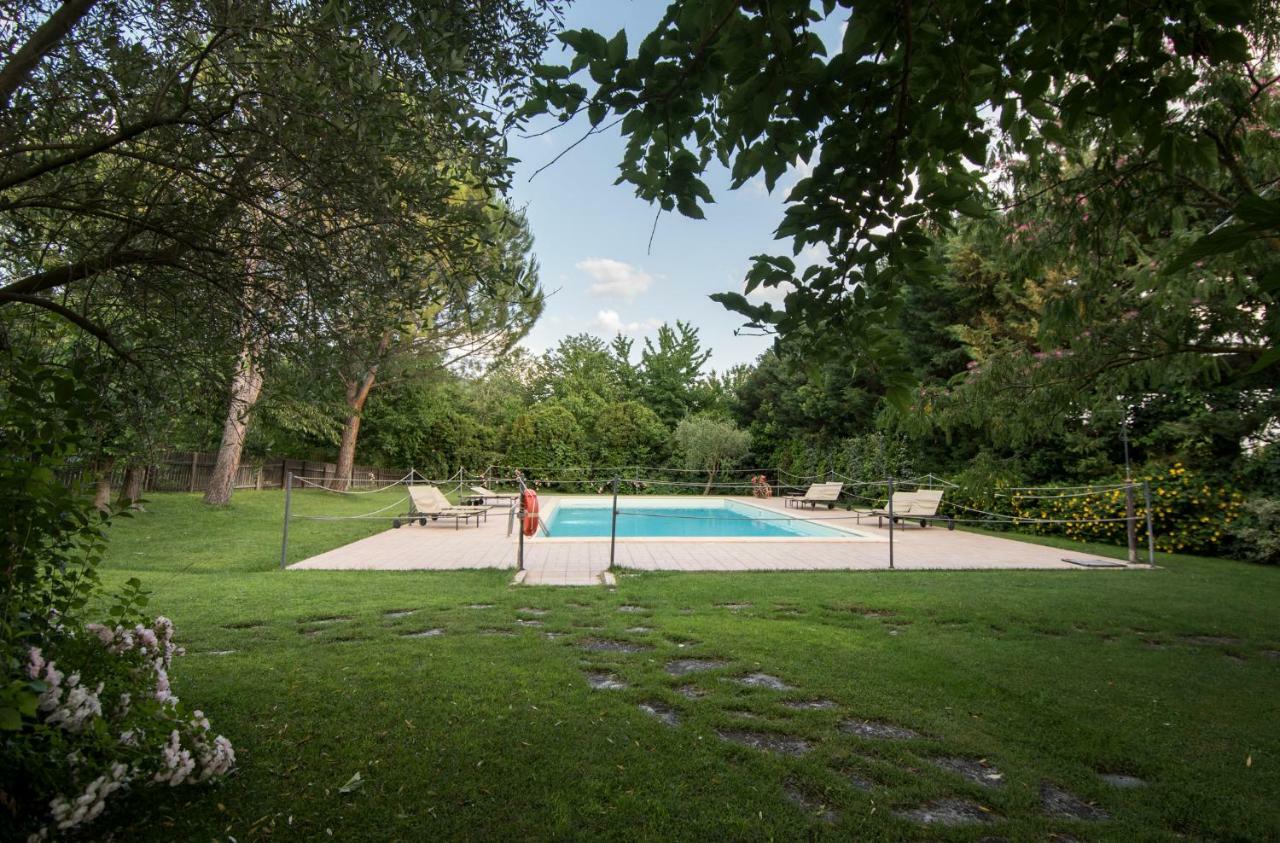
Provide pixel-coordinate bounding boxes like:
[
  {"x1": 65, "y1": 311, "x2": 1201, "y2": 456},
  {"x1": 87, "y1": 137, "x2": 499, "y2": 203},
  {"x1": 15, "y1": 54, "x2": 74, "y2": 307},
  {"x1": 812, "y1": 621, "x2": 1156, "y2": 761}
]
[{"x1": 506, "y1": 2, "x2": 839, "y2": 372}]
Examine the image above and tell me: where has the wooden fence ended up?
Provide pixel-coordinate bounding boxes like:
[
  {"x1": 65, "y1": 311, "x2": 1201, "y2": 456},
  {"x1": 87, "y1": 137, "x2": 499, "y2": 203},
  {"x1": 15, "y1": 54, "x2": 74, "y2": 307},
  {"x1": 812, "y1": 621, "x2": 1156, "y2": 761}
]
[{"x1": 60, "y1": 452, "x2": 412, "y2": 494}]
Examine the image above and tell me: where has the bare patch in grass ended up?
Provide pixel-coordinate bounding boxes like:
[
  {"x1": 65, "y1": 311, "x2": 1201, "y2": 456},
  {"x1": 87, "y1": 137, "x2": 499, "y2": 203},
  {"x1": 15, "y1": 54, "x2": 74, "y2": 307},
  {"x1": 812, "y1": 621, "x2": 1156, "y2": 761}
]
[
  {"x1": 666, "y1": 658, "x2": 729, "y2": 676},
  {"x1": 638, "y1": 702, "x2": 680, "y2": 727},
  {"x1": 1040, "y1": 783, "x2": 1110, "y2": 821},
  {"x1": 782, "y1": 783, "x2": 838, "y2": 824},
  {"x1": 839, "y1": 719, "x2": 921, "y2": 740},
  {"x1": 299, "y1": 615, "x2": 350, "y2": 625},
  {"x1": 223, "y1": 621, "x2": 264, "y2": 630},
  {"x1": 715, "y1": 729, "x2": 811, "y2": 756},
  {"x1": 584, "y1": 671, "x2": 626, "y2": 690},
  {"x1": 1180, "y1": 634, "x2": 1242, "y2": 647},
  {"x1": 929, "y1": 757, "x2": 1005, "y2": 788},
  {"x1": 1098, "y1": 773, "x2": 1147, "y2": 789},
  {"x1": 730, "y1": 672, "x2": 794, "y2": 691},
  {"x1": 782, "y1": 699, "x2": 838, "y2": 711},
  {"x1": 480, "y1": 628, "x2": 516, "y2": 637},
  {"x1": 826, "y1": 603, "x2": 896, "y2": 618},
  {"x1": 578, "y1": 637, "x2": 652, "y2": 653},
  {"x1": 895, "y1": 798, "x2": 995, "y2": 826}
]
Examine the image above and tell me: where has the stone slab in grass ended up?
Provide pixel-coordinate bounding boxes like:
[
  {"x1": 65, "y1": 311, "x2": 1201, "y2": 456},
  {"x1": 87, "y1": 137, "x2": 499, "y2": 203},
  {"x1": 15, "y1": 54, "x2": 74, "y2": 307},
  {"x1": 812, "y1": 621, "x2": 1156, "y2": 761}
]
[
  {"x1": 783, "y1": 784, "x2": 839, "y2": 824},
  {"x1": 666, "y1": 658, "x2": 730, "y2": 676},
  {"x1": 584, "y1": 671, "x2": 626, "y2": 690},
  {"x1": 479, "y1": 628, "x2": 516, "y2": 637},
  {"x1": 543, "y1": 631, "x2": 569, "y2": 640},
  {"x1": 782, "y1": 699, "x2": 838, "y2": 711},
  {"x1": 839, "y1": 719, "x2": 922, "y2": 740},
  {"x1": 895, "y1": 798, "x2": 996, "y2": 826},
  {"x1": 466, "y1": 603, "x2": 495, "y2": 609},
  {"x1": 203, "y1": 650, "x2": 236, "y2": 656},
  {"x1": 617, "y1": 605, "x2": 648, "y2": 614},
  {"x1": 1040, "y1": 783, "x2": 1110, "y2": 821},
  {"x1": 626, "y1": 626, "x2": 653, "y2": 633},
  {"x1": 515, "y1": 619, "x2": 544, "y2": 627},
  {"x1": 716, "y1": 602, "x2": 753, "y2": 611},
  {"x1": 842, "y1": 769, "x2": 875, "y2": 792},
  {"x1": 517, "y1": 607, "x2": 548, "y2": 616},
  {"x1": 400, "y1": 628, "x2": 444, "y2": 638},
  {"x1": 383, "y1": 609, "x2": 418, "y2": 619},
  {"x1": 578, "y1": 637, "x2": 652, "y2": 653},
  {"x1": 674, "y1": 684, "x2": 707, "y2": 699},
  {"x1": 1098, "y1": 773, "x2": 1147, "y2": 789},
  {"x1": 300, "y1": 615, "x2": 350, "y2": 625},
  {"x1": 638, "y1": 702, "x2": 680, "y2": 727},
  {"x1": 1261, "y1": 650, "x2": 1280, "y2": 661},
  {"x1": 223, "y1": 621, "x2": 264, "y2": 630},
  {"x1": 1180, "y1": 634, "x2": 1242, "y2": 647},
  {"x1": 928, "y1": 757, "x2": 1005, "y2": 788},
  {"x1": 730, "y1": 673, "x2": 794, "y2": 691},
  {"x1": 715, "y1": 729, "x2": 811, "y2": 756}
]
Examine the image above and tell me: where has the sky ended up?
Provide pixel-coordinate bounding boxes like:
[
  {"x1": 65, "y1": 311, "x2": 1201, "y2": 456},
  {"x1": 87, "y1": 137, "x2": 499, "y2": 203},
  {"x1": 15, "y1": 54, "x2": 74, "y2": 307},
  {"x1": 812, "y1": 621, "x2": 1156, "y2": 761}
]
[{"x1": 505, "y1": 2, "x2": 840, "y2": 372}]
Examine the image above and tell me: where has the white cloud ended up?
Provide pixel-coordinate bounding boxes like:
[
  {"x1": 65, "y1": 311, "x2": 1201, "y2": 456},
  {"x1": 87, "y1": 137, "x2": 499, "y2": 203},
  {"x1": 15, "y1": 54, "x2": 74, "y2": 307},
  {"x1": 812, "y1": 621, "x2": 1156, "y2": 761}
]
[
  {"x1": 593, "y1": 309, "x2": 662, "y2": 335},
  {"x1": 576, "y1": 257, "x2": 655, "y2": 301},
  {"x1": 747, "y1": 176, "x2": 769, "y2": 197}
]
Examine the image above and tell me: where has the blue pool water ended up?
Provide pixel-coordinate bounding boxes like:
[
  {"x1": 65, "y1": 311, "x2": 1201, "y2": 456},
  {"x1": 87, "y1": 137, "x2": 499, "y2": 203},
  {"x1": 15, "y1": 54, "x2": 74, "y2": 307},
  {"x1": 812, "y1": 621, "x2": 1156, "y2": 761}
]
[{"x1": 542, "y1": 500, "x2": 855, "y2": 538}]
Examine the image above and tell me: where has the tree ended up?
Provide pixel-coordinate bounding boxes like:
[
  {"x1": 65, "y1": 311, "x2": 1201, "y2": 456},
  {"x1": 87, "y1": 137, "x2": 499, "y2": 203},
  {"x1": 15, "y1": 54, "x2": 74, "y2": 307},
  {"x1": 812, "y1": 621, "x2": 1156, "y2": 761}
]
[
  {"x1": 673, "y1": 414, "x2": 751, "y2": 494},
  {"x1": 529, "y1": 0, "x2": 1279, "y2": 401},
  {"x1": 505, "y1": 403, "x2": 585, "y2": 480},
  {"x1": 637, "y1": 321, "x2": 712, "y2": 426},
  {"x1": 592, "y1": 401, "x2": 669, "y2": 469}
]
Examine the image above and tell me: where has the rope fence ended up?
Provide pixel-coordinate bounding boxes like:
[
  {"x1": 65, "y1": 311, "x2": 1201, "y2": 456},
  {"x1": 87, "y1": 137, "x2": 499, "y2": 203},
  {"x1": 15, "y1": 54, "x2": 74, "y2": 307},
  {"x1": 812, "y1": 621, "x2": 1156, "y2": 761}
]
[{"x1": 278, "y1": 464, "x2": 1159, "y2": 571}]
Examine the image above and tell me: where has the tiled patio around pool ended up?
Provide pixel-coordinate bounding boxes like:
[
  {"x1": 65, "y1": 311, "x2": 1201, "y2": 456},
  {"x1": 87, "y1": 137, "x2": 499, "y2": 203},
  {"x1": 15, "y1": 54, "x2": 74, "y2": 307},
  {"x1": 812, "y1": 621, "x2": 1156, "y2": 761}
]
[{"x1": 288, "y1": 495, "x2": 1143, "y2": 586}]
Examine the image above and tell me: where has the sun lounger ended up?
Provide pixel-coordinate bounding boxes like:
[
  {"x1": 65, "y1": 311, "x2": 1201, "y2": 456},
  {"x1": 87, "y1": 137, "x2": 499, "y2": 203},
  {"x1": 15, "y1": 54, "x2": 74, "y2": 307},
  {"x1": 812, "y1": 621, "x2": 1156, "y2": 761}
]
[
  {"x1": 783, "y1": 482, "x2": 844, "y2": 509},
  {"x1": 464, "y1": 485, "x2": 517, "y2": 507},
  {"x1": 395, "y1": 486, "x2": 487, "y2": 530},
  {"x1": 864, "y1": 489, "x2": 954, "y2": 530}
]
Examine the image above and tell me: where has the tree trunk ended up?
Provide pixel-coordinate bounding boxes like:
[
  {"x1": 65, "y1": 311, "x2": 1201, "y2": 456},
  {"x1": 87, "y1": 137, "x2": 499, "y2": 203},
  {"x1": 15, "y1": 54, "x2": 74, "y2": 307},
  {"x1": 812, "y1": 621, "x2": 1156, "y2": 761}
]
[
  {"x1": 332, "y1": 366, "x2": 379, "y2": 492},
  {"x1": 92, "y1": 457, "x2": 114, "y2": 512},
  {"x1": 116, "y1": 464, "x2": 146, "y2": 510},
  {"x1": 203, "y1": 346, "x2": 264, "y2": 506},
  {"x1": 703, "y1": 460, "x2": 719, "y2": 495}
]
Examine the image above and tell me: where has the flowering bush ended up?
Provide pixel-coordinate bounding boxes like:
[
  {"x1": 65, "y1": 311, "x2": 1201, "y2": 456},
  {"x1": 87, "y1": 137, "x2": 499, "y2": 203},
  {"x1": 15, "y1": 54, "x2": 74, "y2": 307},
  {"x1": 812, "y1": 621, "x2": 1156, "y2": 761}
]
[
  {"x1": 12, "y1": 611, "x2": 236, "y2": 839},
  {"x1": 751, "y1": 474, "x2": 773, "y2": 498},
  {"x1": 1007, "y1": 463, "x2": 1244, "y2": 554},
  {"x1": 1, "y1": 360, "x2": 234, "y2": 839}
]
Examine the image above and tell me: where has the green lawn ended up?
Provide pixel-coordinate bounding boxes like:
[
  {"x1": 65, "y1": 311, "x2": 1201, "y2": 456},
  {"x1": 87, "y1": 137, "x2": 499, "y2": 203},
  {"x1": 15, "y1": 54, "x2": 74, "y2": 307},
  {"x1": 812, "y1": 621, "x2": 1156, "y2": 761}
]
[{"x1": 98, "y1": 491, "x2": 1280, "y2": 841}]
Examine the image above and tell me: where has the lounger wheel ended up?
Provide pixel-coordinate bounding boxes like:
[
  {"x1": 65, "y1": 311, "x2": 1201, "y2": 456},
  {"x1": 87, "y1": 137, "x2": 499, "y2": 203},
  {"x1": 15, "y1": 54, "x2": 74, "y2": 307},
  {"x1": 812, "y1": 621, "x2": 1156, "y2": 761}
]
[
  {"x1": 418, "y1": 517, "x2": 428, "y2": 526},
  {"x1": 392, "y1": 519, "x2": 401, "y2": 529}
]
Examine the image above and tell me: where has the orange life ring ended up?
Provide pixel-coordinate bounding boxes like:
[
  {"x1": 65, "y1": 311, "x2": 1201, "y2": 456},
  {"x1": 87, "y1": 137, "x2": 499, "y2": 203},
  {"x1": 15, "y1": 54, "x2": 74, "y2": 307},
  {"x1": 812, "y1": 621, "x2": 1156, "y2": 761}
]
[{"x1": 522, "y1": 490, "x2": 539, "y2": 537}]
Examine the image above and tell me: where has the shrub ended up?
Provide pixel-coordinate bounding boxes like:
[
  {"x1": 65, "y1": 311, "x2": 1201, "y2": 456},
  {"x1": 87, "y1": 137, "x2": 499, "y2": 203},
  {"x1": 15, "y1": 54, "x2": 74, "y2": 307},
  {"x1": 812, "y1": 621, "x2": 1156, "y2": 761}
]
[
  {"x1": 1007, "y1": 463, "x2": 1244, "y2": 554},
  {"x1": 1, "y1": 359, "x2": 234, "y2": 839},
  {"x1": 1229, "y1": 498, "x2": 1280, "y2": 564}
]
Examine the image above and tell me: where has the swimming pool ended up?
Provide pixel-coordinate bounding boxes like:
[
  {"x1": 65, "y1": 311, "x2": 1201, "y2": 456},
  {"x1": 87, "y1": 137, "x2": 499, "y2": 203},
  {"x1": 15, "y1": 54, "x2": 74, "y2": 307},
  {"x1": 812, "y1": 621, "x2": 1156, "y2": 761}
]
[{"x1": 540, "y1": 498, "x2": 859, "y2": 539}]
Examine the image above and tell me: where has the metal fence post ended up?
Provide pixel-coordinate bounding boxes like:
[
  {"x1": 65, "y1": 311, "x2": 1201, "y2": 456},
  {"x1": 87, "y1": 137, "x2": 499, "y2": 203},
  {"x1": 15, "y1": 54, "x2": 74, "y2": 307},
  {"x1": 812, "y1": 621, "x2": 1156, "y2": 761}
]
[
  {"x1": 887, "y1": 476, "x2": 895, "y2": 570},
  {"x1": 610, "y1": 476, "x2": 619, "y2": 570},
  {"x1": 1143, "y1": 480, "x2": 1156, "y2": 566},
  {"x1": 1125, "y1": 481, "x2": 1138, "y2": 564},
  {"x1": 280, "y1": 472, "x2": 293, "y2": 570}
]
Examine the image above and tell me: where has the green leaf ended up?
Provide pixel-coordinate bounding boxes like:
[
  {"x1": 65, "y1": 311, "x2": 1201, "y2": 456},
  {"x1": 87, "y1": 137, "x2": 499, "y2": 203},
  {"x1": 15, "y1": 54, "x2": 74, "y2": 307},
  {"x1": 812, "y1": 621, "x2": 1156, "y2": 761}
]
[{"x1": 0, "y1": 708, "x2": 21, "y2": 731}]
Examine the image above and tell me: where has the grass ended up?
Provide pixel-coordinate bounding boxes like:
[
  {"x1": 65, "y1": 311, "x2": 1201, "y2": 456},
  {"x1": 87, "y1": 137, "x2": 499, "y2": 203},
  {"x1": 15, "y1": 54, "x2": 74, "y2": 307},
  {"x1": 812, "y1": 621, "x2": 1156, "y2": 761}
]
[{"x1": 95, "y1": 491, "x2": 1280, "y2": 841}]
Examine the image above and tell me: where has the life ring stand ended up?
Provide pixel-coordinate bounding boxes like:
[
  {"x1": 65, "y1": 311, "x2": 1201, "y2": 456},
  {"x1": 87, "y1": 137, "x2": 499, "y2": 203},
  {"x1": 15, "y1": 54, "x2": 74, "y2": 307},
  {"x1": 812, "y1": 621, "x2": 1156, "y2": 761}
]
[{"x1": 521, "y1": 489, "x2": 539, "y2": 537}]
